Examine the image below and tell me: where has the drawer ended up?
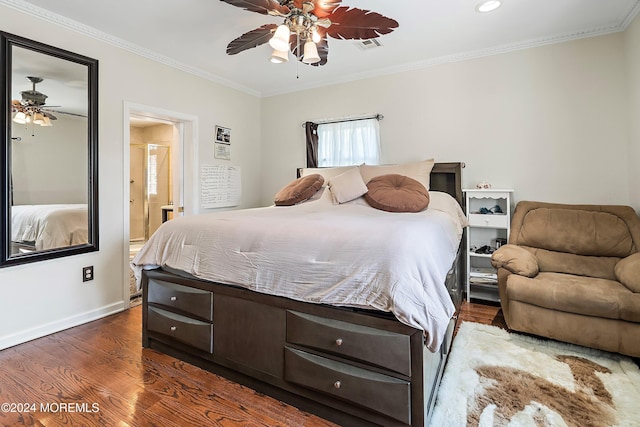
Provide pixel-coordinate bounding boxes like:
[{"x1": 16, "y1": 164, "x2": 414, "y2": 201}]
[
  {"x1": 285, "y1": 347, "x2": 411, "y2": 425},
  {"x1": 468, "y1": 213, "x2": 508, "y2": 228},
  {"x1": 147, "y1": 306, "x2": 213, "y2": 353},
  {"x1": 286, "y1": 311, "x2": 411, "y2": 376},
  {"x1": 148, "y1": 279, "x2": 213, "y2": 321}
]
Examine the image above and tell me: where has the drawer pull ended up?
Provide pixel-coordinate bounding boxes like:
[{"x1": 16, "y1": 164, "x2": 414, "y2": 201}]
[
  {"x1": 333, "y1": 380, "x2": 341, "y2": 389},
  {"x1": 335, "y1": 338, "x2": 343, "y2": 346},
  {"x1": 170, "y1": 326, "x2": 177, "y2": 332},
  {"x1": 170, "y1": 296, "x2": 177, "y2": 301}
]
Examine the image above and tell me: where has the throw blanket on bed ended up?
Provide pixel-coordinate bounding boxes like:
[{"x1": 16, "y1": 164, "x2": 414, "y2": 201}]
[{"x1": 131, "y1": 191, "x2": 467, "y2": 352}]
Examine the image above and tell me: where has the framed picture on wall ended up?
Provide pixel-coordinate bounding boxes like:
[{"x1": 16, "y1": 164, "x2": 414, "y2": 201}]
[{"x1": 215, "y1": 125, "x2": 231, "y2": 144}]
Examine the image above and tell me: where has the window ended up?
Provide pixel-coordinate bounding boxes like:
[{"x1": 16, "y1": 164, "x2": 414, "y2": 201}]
[{"x1": 317, "y1": 118, "x2": 380, "y2": 166}]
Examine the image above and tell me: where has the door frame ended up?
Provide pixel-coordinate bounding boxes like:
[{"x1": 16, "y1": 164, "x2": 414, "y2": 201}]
[{"x1": 123, "y1": 102, "x2": 199, "y2": 307}]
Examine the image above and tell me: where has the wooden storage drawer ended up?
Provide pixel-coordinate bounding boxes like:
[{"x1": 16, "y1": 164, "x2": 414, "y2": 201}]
[
  {"x1": 148, "y1": 278, "x2": 213, "y2": 321},
  {"x1": 147, "y1": 306, "x2": 213, "y2": 353},
  {"x1": 284, "y1": 347, "x2": 411, "y2": 425},
  {"x1": 286, "y1": 311, "x2": 411, "y2": 376},
  {"x1": 468, "y1": 213, "x2": 508, "y2": 228}
]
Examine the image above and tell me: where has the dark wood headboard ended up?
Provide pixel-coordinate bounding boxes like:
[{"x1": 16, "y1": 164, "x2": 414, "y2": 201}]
[
  {"x1": 297, "y1": 162, "x2": 465, "y2": 207},
  {"x1": 430, "y1": 162, "x2": 464, "y2": 207}
]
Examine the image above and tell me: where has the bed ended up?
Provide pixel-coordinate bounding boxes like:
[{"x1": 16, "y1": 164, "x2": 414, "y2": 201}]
[
  {"x1": 133, "y1": 162, "x2": 466, "y2": 427},
  {"x1": 11, "y1": 204, "x2": 88, "y2": 252}
]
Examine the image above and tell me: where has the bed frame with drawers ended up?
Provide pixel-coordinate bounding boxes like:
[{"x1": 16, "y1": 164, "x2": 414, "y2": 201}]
[{"x1": 141, "y1": 162, "x2": 465, "y2": 427}]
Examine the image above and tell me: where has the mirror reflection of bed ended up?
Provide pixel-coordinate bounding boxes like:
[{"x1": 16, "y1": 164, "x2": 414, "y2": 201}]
[
  {"x1": 10, "y1": 204, "x2": 88, "y2": 255},
  {"x1": 10, "y1": 101, "x2": 89, "y2": 256}
]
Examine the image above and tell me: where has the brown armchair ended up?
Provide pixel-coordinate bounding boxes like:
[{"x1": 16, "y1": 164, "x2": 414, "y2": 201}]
[{"x1": 491, "y1": 201, "x2": 640, "y2": 357}]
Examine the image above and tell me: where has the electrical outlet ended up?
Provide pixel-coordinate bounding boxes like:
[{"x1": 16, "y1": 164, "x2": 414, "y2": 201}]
[{"x1": 83, "y1": 266, "x2": 94, "y2": 282}]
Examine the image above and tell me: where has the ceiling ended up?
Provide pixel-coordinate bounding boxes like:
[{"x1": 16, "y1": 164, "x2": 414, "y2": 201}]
[
  {"x1": 11, "y1": 44, "x2": 89, "y2": 116},
  {"x1": 8, "y1": 0, "x2": 640, "y2": 97}
]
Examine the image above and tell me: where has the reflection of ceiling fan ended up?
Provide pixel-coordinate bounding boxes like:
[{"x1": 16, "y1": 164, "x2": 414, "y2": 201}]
[
  {"x1": 11, "y1": 76, "x2": 59, "y2": 126},
  {"x1": 222, "y1": 0, "x2": 398, "y2": 66}
]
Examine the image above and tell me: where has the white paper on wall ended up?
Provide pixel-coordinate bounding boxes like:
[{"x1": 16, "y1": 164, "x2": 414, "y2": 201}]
[{"x1": 200, "y1": 164, "x2": 241, "y2": 208}]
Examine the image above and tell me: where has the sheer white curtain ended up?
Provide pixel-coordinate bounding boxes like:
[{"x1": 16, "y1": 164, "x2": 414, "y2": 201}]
[{"x1": 317, "y1": 118, "x2": 380, "y2": 166}]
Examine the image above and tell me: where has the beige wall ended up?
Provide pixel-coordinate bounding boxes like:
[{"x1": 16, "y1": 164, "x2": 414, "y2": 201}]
[
  {"x1": 625, "y1": 13, "x2": 640, "y2": 213},
  {"x1": 12, "y1": 115, "x2": 87, "y2": 204},
  {"x1": 261, "y1": 34, "x2": 631, "y2": 210},
  {"x1": 0, "y1": 5, "x2": 262, "y2": 349}
]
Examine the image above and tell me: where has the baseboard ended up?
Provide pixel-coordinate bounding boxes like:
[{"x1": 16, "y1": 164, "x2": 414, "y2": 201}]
[{"x1": 0, "y1": 301, "x2": 126, "y2": 350}]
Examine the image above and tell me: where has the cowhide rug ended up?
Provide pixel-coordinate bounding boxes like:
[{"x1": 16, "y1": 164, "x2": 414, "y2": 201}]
[{"x1": 429, "y1": 322, "x2": 640, "y2": 426}]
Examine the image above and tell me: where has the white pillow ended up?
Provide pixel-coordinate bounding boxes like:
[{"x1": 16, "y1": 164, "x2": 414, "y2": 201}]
[
  {"x1": 300, "y1": 165, "x2": 359, "y2": 182},
  {"x1": 328, "y1": 167, "x2": 368, "y2": 204},
  {"x1": 360, "y1": 159, "x2": 435, "y2": 189}
]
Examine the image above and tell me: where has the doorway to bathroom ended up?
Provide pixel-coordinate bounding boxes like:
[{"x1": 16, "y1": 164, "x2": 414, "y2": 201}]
[
  {"x1": 128, "y1": 119, "x2": 176, "y2": 301},
  {"x1": 130, "y1": 124, "x2": 173, "y2": 243},
  {"x1": 124, "y1": 103, "x2": 198, "y2": 307}
]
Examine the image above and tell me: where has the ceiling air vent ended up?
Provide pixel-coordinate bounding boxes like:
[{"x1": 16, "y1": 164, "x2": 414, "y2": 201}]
[{"x1": 355, "y1": 39, "x2": 382, "y2": 50}]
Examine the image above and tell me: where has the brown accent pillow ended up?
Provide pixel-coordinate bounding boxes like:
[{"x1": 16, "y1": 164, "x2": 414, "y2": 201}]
[
  {"x1": 364, "y1": 174, "x2": 429, "y2": 212},
  {"x1": 274, "y1": 174, "x2": 324, "y2": 206}
]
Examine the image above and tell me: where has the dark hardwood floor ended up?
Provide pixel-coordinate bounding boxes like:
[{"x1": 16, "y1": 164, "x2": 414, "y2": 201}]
[
  {"x1": 456, "y1": 300, "x2": 506, "y2": 334},
  {"x1": 0, "y1": 301, "x2": 502, "y2": 426}
]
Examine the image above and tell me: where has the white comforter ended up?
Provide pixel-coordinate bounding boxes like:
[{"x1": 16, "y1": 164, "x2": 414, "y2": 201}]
[
  {"x1": 11, "y1": 204, "x2": 88, "y2": 250},
  {"x1": 131, "y1": 191, "x2": 467, "y2": 351}
]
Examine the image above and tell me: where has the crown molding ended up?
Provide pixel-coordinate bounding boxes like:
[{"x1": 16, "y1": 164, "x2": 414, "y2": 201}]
[
  {"x1": 0, "y1": 0, "x2": 261, "y2": 97},
  {"x1": 621, "y1": 0, "x2": 640, "y2": 28}
]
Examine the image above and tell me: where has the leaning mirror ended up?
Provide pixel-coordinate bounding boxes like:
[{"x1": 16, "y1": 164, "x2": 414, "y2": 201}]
[{"x1": 1, "y1": 32, "x2": 98, "y2": 267}]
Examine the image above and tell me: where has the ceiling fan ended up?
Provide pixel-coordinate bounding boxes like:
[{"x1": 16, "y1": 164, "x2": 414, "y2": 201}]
[
  {"x1": 221, "y1": 0, "x2": 398, "y2": 66},
  {"x1": 11, "y1": 76, "x2": 59, "y2": 126}
]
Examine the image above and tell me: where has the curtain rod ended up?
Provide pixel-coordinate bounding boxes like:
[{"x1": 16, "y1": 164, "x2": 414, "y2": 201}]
[{"x1": 301, "y1": 114, "x2": 383, "y2": 128}]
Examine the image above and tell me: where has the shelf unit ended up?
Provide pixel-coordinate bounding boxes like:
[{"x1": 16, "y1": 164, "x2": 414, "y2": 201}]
[{"x1": 464, "y1": 189, "x2": 513, "y2": 302}]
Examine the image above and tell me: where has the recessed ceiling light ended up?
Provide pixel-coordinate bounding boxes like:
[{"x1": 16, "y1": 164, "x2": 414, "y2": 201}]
[{"x1": 476, "y1": 0, "x2": 502, "y2": 13}]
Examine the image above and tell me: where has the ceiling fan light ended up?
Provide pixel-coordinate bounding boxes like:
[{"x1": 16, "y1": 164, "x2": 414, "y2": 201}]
[
  {"x1": 269, "y1": 24, "x2": 291, "y2": 51},
  {"x1": 270, "y1": 48, "x2": 289, "y2": 63},
  {"x1": 302, "y1": 40, "x2": 320, "y2": 64},
  {"x1": 33, "y1": 112, "x2": 46, "y2": 125},
  {"x1": 311, "y1": 27, "x2": 321, "y2": 43},
  {"x1": 476, "y1": 0, "x2": 501, "y2": 13},
  {"x1": 13, "y1": 111, "x2": 27, "y2": 124}
]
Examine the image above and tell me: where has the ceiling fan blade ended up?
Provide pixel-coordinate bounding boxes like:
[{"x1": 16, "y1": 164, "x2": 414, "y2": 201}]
[
  {"x1": 226, "y1": 24, "x2": 278, "y2": 55},
  {"x1": 220, "y1": 0, "x2": 290, "y2": 15},
  {"x1": 43, "y1": 109, "x2": 88, "y2": 119},
  {"x1": 293, "y1": 0, "x2": 341, "y2": 18},
  {"x1": 42, "y1": 111, "x2": 58, "y2": 120},
  {"x1": 325, "y1": 7, "x2": 398, "y2": 40}
]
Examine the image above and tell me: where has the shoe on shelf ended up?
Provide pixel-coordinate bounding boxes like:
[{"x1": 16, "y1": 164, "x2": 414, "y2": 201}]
[{"x1": 474, "y1": 245, "x2": 494, "y2": 254}]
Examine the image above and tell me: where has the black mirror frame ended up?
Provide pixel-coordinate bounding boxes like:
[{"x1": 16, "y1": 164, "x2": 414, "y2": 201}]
[{"x1": 1, "y1": 31, "x2": 99, "y2": 267}]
